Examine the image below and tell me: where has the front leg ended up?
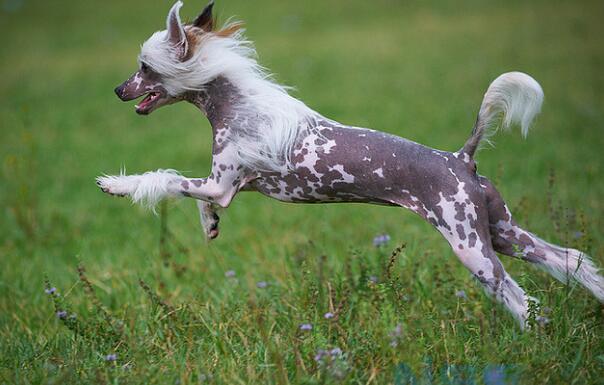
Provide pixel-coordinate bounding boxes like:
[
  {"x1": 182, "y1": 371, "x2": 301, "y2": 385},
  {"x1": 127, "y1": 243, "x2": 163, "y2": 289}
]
[
  {"x1": 193, "y1": 178, "x2": 258, "y2": 240},
  {"x1": 96, "y1": 169, "x2": 241, "y2": 209}
]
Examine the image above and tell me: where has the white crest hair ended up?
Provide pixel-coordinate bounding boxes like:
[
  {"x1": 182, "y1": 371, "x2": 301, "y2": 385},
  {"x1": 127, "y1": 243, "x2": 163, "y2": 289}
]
[{"x1": 138, "y1": 1, "x2": 318, "y2": 171}]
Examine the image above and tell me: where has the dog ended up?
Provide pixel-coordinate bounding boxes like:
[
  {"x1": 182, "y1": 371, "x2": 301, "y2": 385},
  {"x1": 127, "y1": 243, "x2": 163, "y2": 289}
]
[{"x1": 97, "y1": 0, "x2": 604, "y2": 328}]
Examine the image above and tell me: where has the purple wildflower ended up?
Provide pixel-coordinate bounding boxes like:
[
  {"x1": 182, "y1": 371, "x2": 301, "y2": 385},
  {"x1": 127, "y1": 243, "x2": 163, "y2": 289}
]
[
  {"x1": 389, "y1": 324, "x2": 403, "y2": 347},
  {"x1": 314, "y1": 349, "x2": 328, "y2": 362},
  {"x1": 330, "y1": 347, "x2": 342, "y2": 356},
  {"x1": 315, "y1": 347, "x2": 343, "y2": 362},
  {"x1": 368, "y1": 275, "x2": 379, "y2": 284},
  {"x1": 45, "y1": 287, "x2": 57, "y2": 295},
  {"x1": 315, "y1": 347, "x2": 349, "y2": 379},
  {"x1": 455, "y1": 290, "x2": 468, "y2": 299},
  {"x1": 105, "y1": 354, "x2": 117, "y2": 362},
  {"x1": 224, "y1": 270, "x2": 236, "y2": 278},
  {"x1": 299, "y1": 323, "x2": 312, "y2": 331},
  {"x1": 373, "y1": 234, "x2": 391, "y2": 247},
  {"x1": 536, "y1": 315, "x2": 550, "y2": 326},
  {"x1": 324, "y1": 312, "x2": 334, "y2": 319},
  {"x1": 256, "y1": 281, "x2": 268, "y2": 289},
  {"x1": 56, "y1": 310, "x2": 67, "y2": 319}
]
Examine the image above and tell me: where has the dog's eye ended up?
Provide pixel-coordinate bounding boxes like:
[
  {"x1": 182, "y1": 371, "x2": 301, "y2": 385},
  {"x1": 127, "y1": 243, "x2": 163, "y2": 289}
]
[{"x1": 141, "y1": 62, "x2": 149, "y2": 73}]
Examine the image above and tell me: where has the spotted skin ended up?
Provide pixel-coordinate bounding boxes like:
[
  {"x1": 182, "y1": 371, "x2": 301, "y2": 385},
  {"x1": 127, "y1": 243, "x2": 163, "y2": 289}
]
[
  {"x1": 100, "y1": 75, "x2": 603, "y2": 328},
  {"x1": 118, "y1": 77, "x2": 531, "y2": 325}
]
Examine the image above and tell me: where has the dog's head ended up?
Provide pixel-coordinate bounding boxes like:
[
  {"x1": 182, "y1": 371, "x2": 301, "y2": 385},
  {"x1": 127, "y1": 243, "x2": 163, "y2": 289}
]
[{"x1": 114, "y1": 0, "x2": 240, "y2": 115}]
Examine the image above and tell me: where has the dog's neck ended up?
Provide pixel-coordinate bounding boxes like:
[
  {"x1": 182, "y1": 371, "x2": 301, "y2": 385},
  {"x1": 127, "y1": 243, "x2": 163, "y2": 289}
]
[
  {"x1": 183, "y1": 74, "x2": 318, "y2": 170},
  {"x1": 184, "y1": 77, "x2": 245, "y2": 137}
]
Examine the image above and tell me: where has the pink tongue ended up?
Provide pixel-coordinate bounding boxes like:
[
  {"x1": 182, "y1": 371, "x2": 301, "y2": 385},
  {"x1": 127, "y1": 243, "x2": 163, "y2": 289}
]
[{"x1": 139, "y1": 94, "x2": 154, "y2": 108}]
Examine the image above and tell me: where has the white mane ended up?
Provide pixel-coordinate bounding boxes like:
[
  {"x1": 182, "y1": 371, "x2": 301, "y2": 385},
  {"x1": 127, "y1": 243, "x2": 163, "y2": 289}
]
[{"x1": 139, "y1": 20, "x2": 318, "y2": 172}]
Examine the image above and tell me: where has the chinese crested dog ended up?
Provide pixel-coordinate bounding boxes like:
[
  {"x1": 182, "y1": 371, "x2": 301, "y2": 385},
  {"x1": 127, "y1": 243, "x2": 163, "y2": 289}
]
[{"x1": 98, "y1": 1, "x2": 604, "y2": 328}]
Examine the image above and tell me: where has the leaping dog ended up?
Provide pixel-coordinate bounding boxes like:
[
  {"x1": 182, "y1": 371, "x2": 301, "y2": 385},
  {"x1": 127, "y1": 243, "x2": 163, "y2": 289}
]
[{"x1": 97, "y1": 0, "x2": 604, "y2": 328}]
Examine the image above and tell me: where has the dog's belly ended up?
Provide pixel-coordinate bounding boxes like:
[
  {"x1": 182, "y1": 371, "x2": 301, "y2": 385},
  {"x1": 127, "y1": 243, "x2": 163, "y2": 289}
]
[{"x1": 250, "y1": 175, "x2": 376, "y2": 203}]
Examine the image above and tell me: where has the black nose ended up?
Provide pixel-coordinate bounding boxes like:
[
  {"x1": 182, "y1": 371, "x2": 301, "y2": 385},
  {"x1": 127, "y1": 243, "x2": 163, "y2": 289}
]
[{"x1": 114, "y1": 86, "x2": 123, "y2": 98}]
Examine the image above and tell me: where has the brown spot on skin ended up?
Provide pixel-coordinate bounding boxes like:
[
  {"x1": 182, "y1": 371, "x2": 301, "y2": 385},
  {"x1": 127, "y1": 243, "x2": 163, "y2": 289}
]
[
  {"x1": 475, "y1": 275, "x2": 488, "y2": 284},
  {"x1": 468, "y1": 233, "x2": 478, "y2": 248},
  {"x1": 467, "y1": 213, "x2": 477, "y2": 229},
  {"x1": 454, "y1": 202, "x2": 466, "y2": 221},
  {"x1": 181, "y1": 180, "x2": 190, "y2": 190},
  {"x1": 456, "y1": 224, "x2": 466, "y2": 240},
  {"x1": 518, "y1": 233, "x2": 535, "y2": 247},
  {"x1": 192, "y1": 179, "x2": 203, "y2": 187}
]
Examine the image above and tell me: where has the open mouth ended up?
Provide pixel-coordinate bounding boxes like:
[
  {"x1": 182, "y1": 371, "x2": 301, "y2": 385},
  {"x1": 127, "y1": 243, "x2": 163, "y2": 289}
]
[{"x1": 135, "y1": 91, "x2": 162, "y2": 114}]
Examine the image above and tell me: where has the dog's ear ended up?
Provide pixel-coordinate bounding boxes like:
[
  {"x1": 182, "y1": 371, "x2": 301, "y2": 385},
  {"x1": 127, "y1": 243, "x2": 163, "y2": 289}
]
[
  {"x1": 166, "y1": 1, "x2": 188, "y2": 59},
  {"x1": 192, "y1": 0, "x2": 215, "y2": 31}
]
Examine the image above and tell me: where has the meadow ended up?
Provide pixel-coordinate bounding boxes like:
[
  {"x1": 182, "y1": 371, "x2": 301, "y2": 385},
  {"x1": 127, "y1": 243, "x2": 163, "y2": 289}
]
[{"x1": 1, "y1": 0, "x2": 603, "y2": 383}]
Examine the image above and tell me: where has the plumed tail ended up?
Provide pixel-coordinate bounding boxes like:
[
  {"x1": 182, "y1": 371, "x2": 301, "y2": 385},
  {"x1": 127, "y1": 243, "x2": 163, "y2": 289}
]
[{"x1": 462, "y1": 72, "x2": 544, "y2": 158}]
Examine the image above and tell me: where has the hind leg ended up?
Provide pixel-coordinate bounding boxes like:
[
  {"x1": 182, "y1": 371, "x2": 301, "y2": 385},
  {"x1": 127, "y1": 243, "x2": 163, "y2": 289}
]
[
  {"x1": 442, "y1": 225, "x2": 535, "y2": 327},
  {"x1": 480, "y1": 176, "x2": 604, "y2": 302},
  {"x1": 401, "y1": 175, "x2": 535, "y2": 327}
]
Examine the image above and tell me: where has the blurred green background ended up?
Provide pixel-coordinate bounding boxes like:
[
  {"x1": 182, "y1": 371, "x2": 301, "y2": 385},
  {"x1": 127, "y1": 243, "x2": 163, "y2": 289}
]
[{"x1": 1, "y1": 0, "x2": 603, "y2": 383}]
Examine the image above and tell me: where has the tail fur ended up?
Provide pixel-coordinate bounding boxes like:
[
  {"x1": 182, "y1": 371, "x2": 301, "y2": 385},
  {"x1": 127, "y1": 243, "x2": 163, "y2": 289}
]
[{"x1": 462, "y1": 72, "x2": 544, "y2": 157}]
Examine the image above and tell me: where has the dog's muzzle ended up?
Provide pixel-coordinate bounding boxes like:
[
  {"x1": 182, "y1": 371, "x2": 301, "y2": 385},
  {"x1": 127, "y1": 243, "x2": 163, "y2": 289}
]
[{"x1": 114, "y1": 84, "x2": 136, "y2": 101}]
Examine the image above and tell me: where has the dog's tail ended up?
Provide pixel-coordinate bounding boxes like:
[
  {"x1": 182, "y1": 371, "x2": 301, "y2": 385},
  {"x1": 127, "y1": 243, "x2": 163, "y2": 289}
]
[{"x1": 461, "y1": 72, "x2": 544, "y2": 158}]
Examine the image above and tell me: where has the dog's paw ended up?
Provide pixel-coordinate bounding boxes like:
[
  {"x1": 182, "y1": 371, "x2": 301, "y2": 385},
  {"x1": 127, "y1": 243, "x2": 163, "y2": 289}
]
[
  {"x1": 96, "y1": 174, "x2": 140, "y2": 197},
  {"x1": 204, "y1": 212, "x2": 220, "y2": 240},
  {"x1": 206, "y1": 223, "x2": 219, "y2": 240},
  {"x1": 200, "y1": 208, "x2": 220, "y2": 240}
]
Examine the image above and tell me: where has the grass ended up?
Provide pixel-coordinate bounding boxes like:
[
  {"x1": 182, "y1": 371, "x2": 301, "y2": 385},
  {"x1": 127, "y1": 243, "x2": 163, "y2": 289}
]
[{"x1": 1, "y1": 0, "x2": 603, "y2": 383}]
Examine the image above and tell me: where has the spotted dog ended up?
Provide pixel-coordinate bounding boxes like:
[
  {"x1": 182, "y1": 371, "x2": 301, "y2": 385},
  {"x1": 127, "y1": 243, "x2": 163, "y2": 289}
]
[{"x1": 98, "y1": 0, "x2": 604, "y2": 328}]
